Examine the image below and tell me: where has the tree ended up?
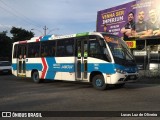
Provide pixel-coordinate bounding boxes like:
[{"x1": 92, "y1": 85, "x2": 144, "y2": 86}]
[
  {"x1": 10, "y1": 27, "x2": 34, "y2": 42},
  {"x1": 0, "y1": 31, "x2": 12, "y2": 60}
]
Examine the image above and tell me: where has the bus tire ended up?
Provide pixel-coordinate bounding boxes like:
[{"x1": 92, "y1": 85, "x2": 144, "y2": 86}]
[
  {"x1": 92, "y1": 75, "x2": 106, "y2": 90},
  {"x1": 32, "y1": 71, "x2": 41, "y2": 83}
]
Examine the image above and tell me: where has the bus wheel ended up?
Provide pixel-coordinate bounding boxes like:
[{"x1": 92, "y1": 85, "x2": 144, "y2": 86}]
[
  {"x1": 92, "y1": 75, "x2": 106, "y2": 90},
  {"x1": 32, "y1": 71, "x2": 41, "y2": 83}
]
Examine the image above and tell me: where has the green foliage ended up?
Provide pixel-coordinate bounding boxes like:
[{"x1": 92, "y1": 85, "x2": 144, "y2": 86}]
[
  {"x1": 0, "y1": 32, "x2": 12, "y2": 60},
  {"x1": 0, "y1": 27, "x2": 34, "y2": 60},
  {"x1": 10, "y1": 27, "x2": 34, "y2": 42}
]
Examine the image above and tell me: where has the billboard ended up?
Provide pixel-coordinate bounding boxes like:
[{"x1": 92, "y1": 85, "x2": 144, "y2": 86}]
[{"x1": 97, "y1": 0, "x2": 160, "y2": 41}]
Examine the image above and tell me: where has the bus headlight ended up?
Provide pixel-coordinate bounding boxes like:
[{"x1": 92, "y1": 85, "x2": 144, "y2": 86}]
[{"x1": 115, "y1": 69, "x2": 126, "y2": 74}]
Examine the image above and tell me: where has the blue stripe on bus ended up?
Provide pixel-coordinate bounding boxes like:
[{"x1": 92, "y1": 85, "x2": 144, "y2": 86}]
[
  {"x1": 13, "y1": 60, "x2": 136, "y2": 79},
  {"x1": 45, "y1": 58, "x2": 56, "y2": 79},
  {"x1": 41, "y1": 35, "x2": 52, "y2": 41},
  {"x1": 26, "y1": 63, "x2": 43, "y2": 71},
  {"x1": 88, "y1": 63, "x2": 116, "y2": 73},
  {"x1": 12, "y1": 63, "x2": 43, "y2": 71},
  {"x1": 45, "y1": 58, "x2": 75, "y2": 79},
  {"x1": 12, "y1": 64, "x2": 17, "y2": 70},
  {"x1": 25, "y1": 62, "x2": 136, "y2": 73},
  {"x1": 88, "y1": 63, "x2": 137, "y2": 73}
]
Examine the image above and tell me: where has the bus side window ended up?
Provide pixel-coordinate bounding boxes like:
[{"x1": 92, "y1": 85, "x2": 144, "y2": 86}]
[
  {"x1": 56, "y1": 46, "x2": 65, "y2": 56},
  {"x1": 31, "y1": 49, "x2": 35, "y2": 57},
  {"x1": 41, "y1": 52, "x2": 47, "y2": 57},
  {"x1": 27, "y1": 42, "x2": 40, "y2": 58},
  {"x1": 48, "y1": 41, "x2": 56, "y2": 57},
  {"x1": 13, "y1": 44, "x2": 18, "y2": 58},
  {"x1": 41, "y1": 42, "x2": 48, "y2": 57},
  {"x1": 89, "y1": 37, "x2": 110, "y2": 62},
  {"x1": 89, "y1": 41, "x2": 101, "y2": 57},
  {"x1": 40, "y1": 41, "x2": 56, "y2": 57},
  {"x1": 51, "y1": 47, "x2": 56, "y2": 56},
  {"x1": 56, "y1": 38, "x2": 74, "y2": 57},
  {"x1": 66, "y1": 45, "x2": 73, "y2": 55}
]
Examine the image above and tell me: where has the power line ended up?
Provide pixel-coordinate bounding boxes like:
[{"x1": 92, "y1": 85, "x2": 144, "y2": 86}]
[
  {"x1": 0, "y1": 0, "x2": 42, "y2": 29},
  {"x1": 31, "y1": 26, "x2": 60, "y2": 36},
  {"x1": 0, "y1": 0, "x2": 41, "y2": 28}
]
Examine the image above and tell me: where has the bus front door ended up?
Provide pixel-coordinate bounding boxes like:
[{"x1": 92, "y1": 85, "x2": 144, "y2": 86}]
[
  {"x1": 76, "y1": 38, "x2": 88, "y2": 81},
  {"x1": 17, "y1": 45, "x2": 27, "y2": 77}
]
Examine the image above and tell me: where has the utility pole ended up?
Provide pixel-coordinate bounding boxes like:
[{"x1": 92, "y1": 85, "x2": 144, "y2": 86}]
[
  {"x1": 43, "y1": 25, "x2": 48, "y2": 35},
  {"x1": 32, "y1": 26, "x2": 59, "y2": 36}
]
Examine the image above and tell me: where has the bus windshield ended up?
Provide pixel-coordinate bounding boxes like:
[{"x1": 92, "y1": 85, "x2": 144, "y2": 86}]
[{"x1": 103, "y1": 34, "x2": 135, "y2": 65}]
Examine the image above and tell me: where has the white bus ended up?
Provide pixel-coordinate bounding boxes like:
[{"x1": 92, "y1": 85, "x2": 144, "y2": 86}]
[{"x1": 12, "y1": 32, "x2": 138, "y2": 90}]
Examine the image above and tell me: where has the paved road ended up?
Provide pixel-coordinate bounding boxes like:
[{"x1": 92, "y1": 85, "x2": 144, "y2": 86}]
[{"x1": 0, "y1": 75, "x2": 160, "y2": 119}]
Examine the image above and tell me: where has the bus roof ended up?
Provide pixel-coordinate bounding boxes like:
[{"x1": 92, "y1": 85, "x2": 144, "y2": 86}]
[{"x1": 13, "y1": 32, "x2": 113, "y2": 44}]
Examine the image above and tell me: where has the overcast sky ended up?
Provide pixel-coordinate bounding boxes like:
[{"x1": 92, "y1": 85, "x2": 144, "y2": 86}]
[{"x1": 0, "y1": 0, "x2": 133, "y2": 36}]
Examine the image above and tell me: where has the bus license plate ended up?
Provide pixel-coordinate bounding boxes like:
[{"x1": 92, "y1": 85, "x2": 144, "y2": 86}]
[{"x1": 130, "y1": 75, "x2": 135, "y2": 79}]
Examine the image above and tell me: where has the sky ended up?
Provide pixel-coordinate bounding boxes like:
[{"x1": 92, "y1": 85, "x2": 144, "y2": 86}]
[{"x1": 0, "y1": 0, "x2": 133, "y2": 37}]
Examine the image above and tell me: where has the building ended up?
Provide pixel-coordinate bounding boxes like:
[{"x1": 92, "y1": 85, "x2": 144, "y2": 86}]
[{"x1": 97, "y1": 0, "x2": 160, "y2": 76}]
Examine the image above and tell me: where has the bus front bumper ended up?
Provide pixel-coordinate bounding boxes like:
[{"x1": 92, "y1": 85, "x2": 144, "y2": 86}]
[{"x1": 122, "y1": 73, "x2": 139, "y2": 83}]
